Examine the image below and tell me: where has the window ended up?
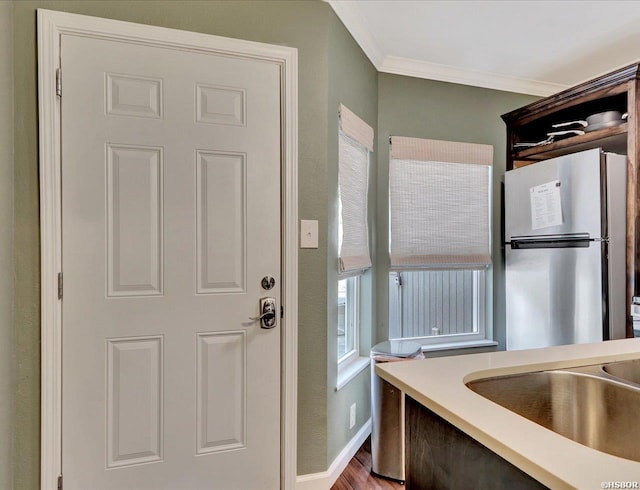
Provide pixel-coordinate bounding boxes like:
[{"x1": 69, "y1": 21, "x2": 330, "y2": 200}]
[
  {"x1": 338, "y1": 276, "x2": 360, "y2": 362},
  {"x1": 388, "y1": 136, "x2": 494, "y2": 349},
  {"x1": 336, "y1": 104, "x2": 372, "y2": 381},
  {"x1": 389, "y1": 270, "x2": 486, "y2": 346}
]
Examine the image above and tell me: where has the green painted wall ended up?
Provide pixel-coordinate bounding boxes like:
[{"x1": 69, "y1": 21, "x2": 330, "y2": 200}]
[
  {"x1": 325, "y1": 13, "x2": 377, "y2": 464},
  {"x1": 0, "y1": 2, "x2": 14, "y2": 489},
  {"x1": 11, "y1": 0, "x2": 336, "y2": 484},
  {"x1": 8, "y1": 1, "x2": 543, "y2": 486},
  {"x1": 375, "y1": 73, "x2": 539, "y2": 351}
]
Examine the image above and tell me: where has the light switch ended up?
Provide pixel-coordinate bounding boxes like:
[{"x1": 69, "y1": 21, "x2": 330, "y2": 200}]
[{"x1": 300, "y1": 220, "x2": 318, "y2": 249}]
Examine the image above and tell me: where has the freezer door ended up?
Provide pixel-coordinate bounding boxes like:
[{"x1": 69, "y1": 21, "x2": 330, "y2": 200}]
[
  {"x1": 505, "y1": 241, "x2": 605, "y2": 350},
  {"x1": 505, "y1": 148, "x2": 602, "y2": 241}
]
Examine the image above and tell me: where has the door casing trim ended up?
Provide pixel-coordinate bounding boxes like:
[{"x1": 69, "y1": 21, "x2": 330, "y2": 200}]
[{"x1": 37, "y1": 9, "x2": 298, "y2": 489}]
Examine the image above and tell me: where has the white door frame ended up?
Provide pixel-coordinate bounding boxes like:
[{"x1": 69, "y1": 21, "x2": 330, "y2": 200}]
[{"x1": 37, "y1": 9, "x2": 298, "y2": 490}]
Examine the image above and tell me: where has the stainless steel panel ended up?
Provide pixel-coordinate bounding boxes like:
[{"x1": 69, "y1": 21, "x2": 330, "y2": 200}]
[
  {"x1": 467, "y1": 369, "x2": 640, "y2": 463},
  {"x1": 605, "y1": 153, "x2": 628, "y2": 340},
  {"x1": 505, "y1": 242, "x2": 604, "y2": 350},
  {"x1": 371, "y1": 360, "x2": 405, "y2": 482},
  {"x1": 505, "y1": 148, "x2": 602, "y2": 241}
]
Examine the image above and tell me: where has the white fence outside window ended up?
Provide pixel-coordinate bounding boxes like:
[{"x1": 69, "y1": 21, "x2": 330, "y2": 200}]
[{"x1": 389, "y1": 270, "x2": 484, "y2": 342}]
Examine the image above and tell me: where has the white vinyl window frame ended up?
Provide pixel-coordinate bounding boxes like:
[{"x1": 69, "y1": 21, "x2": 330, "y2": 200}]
[
  {"x1": 336, "y1": 275, "x2": 368, "y2": 391},
  {"x1": 338, "y1": 275, "x2": 360, "y2": 364}
]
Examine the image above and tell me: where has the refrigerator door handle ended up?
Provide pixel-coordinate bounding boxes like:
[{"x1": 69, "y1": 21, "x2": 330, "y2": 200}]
[
  {"x1": 509, "y1": 237, "x2": 596, "y2": 249},
  {"x1": 509, "y1": 233, "x2": 590, "y2": 241}
]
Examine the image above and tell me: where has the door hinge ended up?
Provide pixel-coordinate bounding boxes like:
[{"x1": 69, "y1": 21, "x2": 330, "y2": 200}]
[
  {"x1": 57, "y1": 475, "x2": 62, "y2": 490},
  {"x1": 55, "y1": 68, "x2": 62, "y2": 97},
  {"x1": 57, "y1": 272, "x2": 63, "y2": 300}
]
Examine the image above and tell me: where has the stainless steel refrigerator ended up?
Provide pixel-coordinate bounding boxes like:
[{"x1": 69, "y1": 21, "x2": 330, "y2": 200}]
[{"x1": 504, "y1": 148, "x2": 627, "y2": 350}]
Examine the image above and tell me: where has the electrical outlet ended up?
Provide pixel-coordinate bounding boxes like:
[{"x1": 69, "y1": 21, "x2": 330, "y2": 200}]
[{"x1": 349, "y1": 403, "x2": 356, "y2": 429}]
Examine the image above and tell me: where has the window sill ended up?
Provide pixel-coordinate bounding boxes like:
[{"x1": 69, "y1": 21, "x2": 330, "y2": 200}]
[
  {"x1": 335, "y1": 356, "x2": 369, "y2": 391},
  {"x1": 421, "y1": 339, "x2": 498, "y2": 353}
]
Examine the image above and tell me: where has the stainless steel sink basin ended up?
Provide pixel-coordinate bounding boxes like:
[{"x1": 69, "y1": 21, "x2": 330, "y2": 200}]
[
  {"x1": 602, "y1": 359, "x2": 640, "y2": 385},
  {"x1": 467, "y1": 368, "x2": 640, "y2": 462}
]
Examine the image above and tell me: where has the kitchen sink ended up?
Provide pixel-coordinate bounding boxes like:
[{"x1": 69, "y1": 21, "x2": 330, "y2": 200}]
[{"x1": 466, "y1": 364, "x2": 640, "y2": 462}]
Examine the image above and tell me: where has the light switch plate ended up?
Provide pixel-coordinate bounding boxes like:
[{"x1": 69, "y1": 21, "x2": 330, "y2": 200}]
[{"x1": 300, "y1": 220, "x2": 318, "y2": 249}]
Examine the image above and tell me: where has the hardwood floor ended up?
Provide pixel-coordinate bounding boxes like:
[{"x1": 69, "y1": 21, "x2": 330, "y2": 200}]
[{"x1": 331, "y1": 437, "x2": 404, "y2": 490}]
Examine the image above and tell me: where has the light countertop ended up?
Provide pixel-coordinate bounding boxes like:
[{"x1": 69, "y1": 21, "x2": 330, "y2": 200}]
[{"x1": 376, "y1": 338, "x2": 640, "y2": 490}]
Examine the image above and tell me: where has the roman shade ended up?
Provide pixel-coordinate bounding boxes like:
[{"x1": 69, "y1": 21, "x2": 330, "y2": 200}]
[
  {"x1": 389, "y1": 136, "x2": 493, "y2": 270},
  {"x1": 338, "y1": 104, "x2": 373, "y2": 275},
  {"x1": 339, "y1": 104, "x2": 374, "y2": 151}
]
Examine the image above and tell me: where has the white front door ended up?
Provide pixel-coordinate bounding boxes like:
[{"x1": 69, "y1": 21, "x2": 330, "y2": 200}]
[{"x1": 60, "y1": 31, "x2": 281, "y2": 490}]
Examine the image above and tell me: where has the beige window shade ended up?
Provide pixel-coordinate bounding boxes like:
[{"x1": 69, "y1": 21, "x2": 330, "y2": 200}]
[
  {"x1": 389, "y1": 136, "x2": 493, "y2": 270},
  {"x1": 339, "y1": 104, "x2": 374, "y2": 151},
  {"x1": 338, "y1": 105, "x2": 373, "y2": 275}
]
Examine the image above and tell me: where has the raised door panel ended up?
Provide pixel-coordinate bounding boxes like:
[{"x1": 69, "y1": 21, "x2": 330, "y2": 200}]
[
  {"x1": 107, "y1": 144, "x2": 163, "y2": 297},
  {"x1": 106, "y1": 73, "x2": 163, "y2": 119},
  {"x1": 196, "y1": 83, "x2": 245, "y2": 126},
  {"x1": 196, "y1": 332, "x2": 246, "y2": 454},
  {"x1": 196, "y1": 151, "x2": 246, "y2": 294},
  {"x1": 107, "y1": 337, "x2": 163, "y2": 468}
]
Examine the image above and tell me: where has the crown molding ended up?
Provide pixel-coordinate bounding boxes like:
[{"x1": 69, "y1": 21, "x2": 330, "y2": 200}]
[
  {"x1": 326, "y1": 0, "x2": 384, "y2": 67},
  {"x1": 327, "y1": 1, "x2": 569, "y2": 97},
  {"x1": 380, "y1": 56, "x2": 567, "y2": 97}
]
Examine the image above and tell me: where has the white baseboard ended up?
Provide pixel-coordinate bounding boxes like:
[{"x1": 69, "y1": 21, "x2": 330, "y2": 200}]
[{"x1": 296, "y1": 418, "x2": 372, "y2": 490}]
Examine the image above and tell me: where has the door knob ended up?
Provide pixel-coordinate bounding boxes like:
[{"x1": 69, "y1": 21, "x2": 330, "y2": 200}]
[{"x1": 249, "y1": 297, "x2": 277, "y2": 329}]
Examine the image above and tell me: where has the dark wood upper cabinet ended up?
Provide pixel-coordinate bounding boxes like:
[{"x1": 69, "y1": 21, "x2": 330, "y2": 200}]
[{"x1": 502, "y1": 61, "x2": 640, "y2": 337}]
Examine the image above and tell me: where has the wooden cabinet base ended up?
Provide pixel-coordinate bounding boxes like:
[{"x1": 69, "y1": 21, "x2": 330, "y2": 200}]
[{"x1": 405, "y1": 396, "x2": 547, "y2": 490}]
